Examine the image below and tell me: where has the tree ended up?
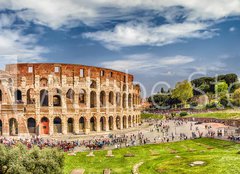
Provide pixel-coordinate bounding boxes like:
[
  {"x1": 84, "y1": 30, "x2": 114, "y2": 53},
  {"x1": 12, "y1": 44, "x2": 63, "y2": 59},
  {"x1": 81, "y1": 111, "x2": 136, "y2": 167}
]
[
  {"x1": 172, "y1": 80, "x2": 193, "y2": 107},
  {"x1": 215, "y1": 81, "x2": 228, "y2": 95},
  {"x1": 0, "y1": 144, "x2": 64, "y2": 174},
  {"x1": 233, "y1": 88, "x2": 240, "y2": 106}
]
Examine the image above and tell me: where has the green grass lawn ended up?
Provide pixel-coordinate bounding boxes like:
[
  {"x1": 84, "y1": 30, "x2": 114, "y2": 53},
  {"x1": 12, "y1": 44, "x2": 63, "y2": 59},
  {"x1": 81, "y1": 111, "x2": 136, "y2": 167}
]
[
  {"x1": 141, "y1": 113, "x2": 164, "y2": 119},
  {"x1": 64, "y1": 138, "x2": 240, "y2": 174},
  {"x1": 187, "y1": 112, "x2": 240, "y2": 119}
]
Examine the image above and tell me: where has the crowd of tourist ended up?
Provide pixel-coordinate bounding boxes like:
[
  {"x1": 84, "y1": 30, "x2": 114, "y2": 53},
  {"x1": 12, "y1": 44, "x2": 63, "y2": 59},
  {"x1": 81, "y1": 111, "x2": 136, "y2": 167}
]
[{"x1": 0, "y1": 118, "x2": 238, "y2": 151}]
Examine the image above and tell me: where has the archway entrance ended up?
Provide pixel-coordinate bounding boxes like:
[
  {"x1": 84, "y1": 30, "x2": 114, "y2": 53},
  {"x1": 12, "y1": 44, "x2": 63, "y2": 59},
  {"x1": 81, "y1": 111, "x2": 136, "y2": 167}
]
[
  {"x1": 41, "y1": 117, "x2": 49, "y2": 134},
  {"x1": 0, "y1": 120, "x2": 2, "y2": 135},
  {"x1": 90, "y1": 117, "x2": 96, "y2": 131},
  {"x1": 67, "y1": 118, "x2": 74, "y2": 133},
  {"x1": 27, "y1": 118, "x2": 36, "y2": 134},
  {"x1": 123, "y1": 116, "x2": 127, "y2": 128},
  {"x1": 128, "y1": 116, "x2": 132, "y2": 127},
  {"x1": 116, "y1": 116, "x2": 121, "y2": 129},
  {"x1": 79, "y1": 117, "x2": 85, "y2": 131},
  {"x1": 54, "y1": 117, "x2": 62, "y2": 133},
  {"x1": 100, "y1": 117, "x2": 106, "y2": 131},
  {"x1": 9, "y1": 118, "x2": 18, "y2": 136},
  {"x1": 108, "y1": 116, "x2": 113, "y2": 130}
]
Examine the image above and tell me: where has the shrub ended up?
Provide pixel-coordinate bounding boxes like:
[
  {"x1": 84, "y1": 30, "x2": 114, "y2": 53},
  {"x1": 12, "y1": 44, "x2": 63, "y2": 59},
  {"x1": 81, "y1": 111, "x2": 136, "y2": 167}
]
[
  {"x1": 179, "y1": 111, "x2": 188, "y2": 117},
  {"x1": 0, "y1": 144, "x2": 64, "y2": 174}
]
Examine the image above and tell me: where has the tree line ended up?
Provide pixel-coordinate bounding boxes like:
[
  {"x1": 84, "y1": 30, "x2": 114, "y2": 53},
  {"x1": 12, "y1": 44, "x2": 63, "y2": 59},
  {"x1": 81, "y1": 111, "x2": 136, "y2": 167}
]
[{"x1": 148, "y1": 73, "x2": 240, "y2": 109}]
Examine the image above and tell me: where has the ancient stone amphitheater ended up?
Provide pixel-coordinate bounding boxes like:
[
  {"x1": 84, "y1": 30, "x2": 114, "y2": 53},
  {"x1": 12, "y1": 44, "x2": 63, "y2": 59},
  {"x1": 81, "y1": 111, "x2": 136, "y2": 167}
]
[{"x1": 0, "y1": 63, "x2": 141, "y2": 136}]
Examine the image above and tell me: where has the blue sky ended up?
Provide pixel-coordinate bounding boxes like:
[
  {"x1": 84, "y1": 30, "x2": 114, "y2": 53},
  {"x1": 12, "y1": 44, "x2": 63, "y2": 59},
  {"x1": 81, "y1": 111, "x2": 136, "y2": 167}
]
[{"x1": 0, "y1": 1, "x2": 240, "y2": 96}]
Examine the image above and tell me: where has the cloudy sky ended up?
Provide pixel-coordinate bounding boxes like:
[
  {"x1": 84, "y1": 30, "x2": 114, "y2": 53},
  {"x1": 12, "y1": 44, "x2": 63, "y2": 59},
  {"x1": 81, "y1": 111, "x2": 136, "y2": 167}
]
[{"x1": 0, "y1": 0, "x2": 240, "y2": 96}]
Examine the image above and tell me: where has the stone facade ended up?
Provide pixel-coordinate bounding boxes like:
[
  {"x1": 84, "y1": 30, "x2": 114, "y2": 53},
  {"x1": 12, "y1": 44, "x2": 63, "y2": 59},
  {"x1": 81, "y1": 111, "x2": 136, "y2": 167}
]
[{"x1": 0, "y1": 63, "x2": 141, "y2": 136}]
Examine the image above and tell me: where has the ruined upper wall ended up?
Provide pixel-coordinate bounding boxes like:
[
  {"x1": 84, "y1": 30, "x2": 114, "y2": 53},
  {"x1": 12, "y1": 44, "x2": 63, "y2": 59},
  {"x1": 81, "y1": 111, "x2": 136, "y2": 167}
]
[{"x1": 5, "y1": 63, "x2": 134, "y2": 83}]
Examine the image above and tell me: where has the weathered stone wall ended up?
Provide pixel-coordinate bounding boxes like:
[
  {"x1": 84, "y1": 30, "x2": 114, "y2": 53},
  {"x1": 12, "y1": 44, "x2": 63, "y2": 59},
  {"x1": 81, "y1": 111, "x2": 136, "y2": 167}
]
[{"x1": 0, "y1": 63, "x2": 141, "y2": 136}]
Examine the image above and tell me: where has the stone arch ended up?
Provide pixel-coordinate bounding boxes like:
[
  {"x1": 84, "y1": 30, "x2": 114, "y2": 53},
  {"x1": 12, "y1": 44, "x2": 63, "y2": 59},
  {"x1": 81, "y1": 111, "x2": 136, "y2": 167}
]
[
  {"x1": 100, "y1": 116, "x2": 106, "y2": 131},
  {"x1": 123, "y1": 115, "x2": 127, "y2": 129},
  {"x1": 122, "y1": 93, "x2": 127, "y2": 108},
  {"x1": 66, "y1": 89, "x2": 75, "y2": 105},
  {"x1": 53, "y1": 117, "x2": 62, "y2": 133},
  {"x1": 116, "y1": 116, "x2": 121, "y2": 129},
  {"x1": 123, "y1": 84, "x2": 127, "y2": 91},
  {"x1": 41, "y1": 117, "x2": 49, "y2": 134},
  {"x1": 9, "y1": 118, "x2": 18, "y2": 136},
  {"x1": 128, "y1": 93, "x2": 132, "y2": 108},
  {"x1": 79, "y1": 89, "x2": 86, "y2": 105},
  {"x1": 27, "y1": 88, "x2": 35, "y2": 104},
  {"x1": 53, "y1": 88, "x2": 61, "y2": 106},
  {"x1": 116, "y1": 92, "x2": 121, "y2": 107},
  {"x1": 79, "y1": 117, "x2": 86, "y2": 131},
  {"x1": 90, "y1": 117, "x2": 97, "y2": 131},
  {"x1": 40, "y1": 78, "x2": 48, "y2": 87},
  {"x1": 40, "y1": 89, "x2": 49, "y2": 106},
  {"x1": 0, "y1": 119, "x2": 2, "y2": 135},
  {"x1": 90, "y1": 91, "x2": 97, "y2": 108},
  {"x1": 14, "y1": 89, "x2": 22, "y2": 104},
  {"x1": 132, "y1": 115, "x2": 135, "y2": 126},
  {"x1": 67, "y1": 118, "x2": 74, "y2": 133},
  {"x1": 100, "y1": 91, "x2": 106, "y2": 107},
  {"x1": 128, "y1": 115, "x2": 132, "y2": 127},
  {"x1": 108, "y1": 116, "x2": 113, "y2": 130},
  {"x1": 109, "y1": 91, "x2": 114, "y2": 106},
  {"x1": 27, "y1": 117, "x2": 36, "y2": 134},
  {"x1": 90, "y1": 80, "x2": 97, "y2": 88}
]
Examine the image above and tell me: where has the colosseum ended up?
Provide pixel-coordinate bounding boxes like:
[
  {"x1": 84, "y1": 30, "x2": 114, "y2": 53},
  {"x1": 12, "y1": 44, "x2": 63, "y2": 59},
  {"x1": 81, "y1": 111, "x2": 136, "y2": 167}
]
[{"x1": 0, "y1": 63, "x2": 141, "y2": 136}]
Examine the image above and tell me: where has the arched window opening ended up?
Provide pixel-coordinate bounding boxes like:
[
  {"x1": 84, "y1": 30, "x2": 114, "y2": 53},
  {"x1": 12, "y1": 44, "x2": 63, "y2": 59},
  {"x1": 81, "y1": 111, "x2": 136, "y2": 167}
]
[
  {"x1": 90, "y1": 80, "x2": 97, "y2": 88},
  {"x1": 0, "y1": 90, "x2": 2, "y2": 102},
  {"x1": 79, "y1": 117, "x2": 85, "y2": 131},
  {"x1": 122, "y1": 93, "x2": 127, "y2": 108},
  {"x1": 9, "y1": 118, "x2": 18, "y2": 135},
  {"x1": 66, "y1": 89, "x2": 75, "y2": 105},
  {"x1": 116, "y1": 92, "x2": 121, "y2": 107},
  {"x1": 67, "y1": 118, "x2": 74, "y2": 133},
  {"x1": 109, "y1": 91, "x2": 114, "y2": 106},
  {"x1": 14, "y1": 90, "x2": 23, "y2": 104},
  {"x1": 100, "y1": 91, "x2": 106, "y2": 107},
  {"x1": 79, "y1": 89, "x2": 86, "y2": 105},
  {"x1": 90, "y1": 117, "x2": 96, "y2": 131},
  {"x1": 54, "y1": 117, "x2": 62, "y2": 133},
  {"x1": 27, "y1": 118, "x2": 36, "y2": 134},
  {"x1": 128, "y1": 94, "x2": 132, "y2": 108},
  {"x1": 27, "y1": 88, "x2": 35, "y2": 104},
  {"x1": 40, "y1": 78, "x2": 48, "y2": 87},
  {"x1": 90, "y1": 91, "x2": 97, "y2": 108},
  {"x1": 40, "y1": 90, "x2": 49, "y2": 106}
]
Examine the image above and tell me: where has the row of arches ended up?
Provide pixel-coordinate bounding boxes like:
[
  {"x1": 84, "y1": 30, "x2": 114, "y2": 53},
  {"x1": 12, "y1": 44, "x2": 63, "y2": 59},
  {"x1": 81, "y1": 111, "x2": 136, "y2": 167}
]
[
  {"x1": 0, "y1": 88, "x2": 140, "y2": 107},
  {"x1": 0, "y1": 115, "x2": 140, "y2": 135}
]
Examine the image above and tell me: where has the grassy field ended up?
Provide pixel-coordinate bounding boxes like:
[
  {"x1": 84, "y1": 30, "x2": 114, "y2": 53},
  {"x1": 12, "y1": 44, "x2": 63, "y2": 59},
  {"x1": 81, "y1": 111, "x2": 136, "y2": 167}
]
[
  {"x1": 141, "y1": 113, "x2": 164, "y2": 119},
  {"x1": 64, "y1": 138, "x2": 240, "y2": 174},
  {"x1": 187, "y1": 112, "x2": 240, "y2": 119}
]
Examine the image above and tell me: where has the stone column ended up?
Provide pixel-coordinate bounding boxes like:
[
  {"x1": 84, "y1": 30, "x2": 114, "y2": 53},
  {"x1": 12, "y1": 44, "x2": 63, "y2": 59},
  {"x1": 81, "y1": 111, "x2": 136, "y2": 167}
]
[
  {"x1": 49, "y1": 118, "x2": 54, "y2": 135},
  {"x1": 62, "y1": 117, "x2": 67, "y2": 135},
  {"x1": 74, "y1": 116, "x2": 79, "y2": 134},
  {"x1": 105, "y1": 116, "x2": 109, "y2": 131},
  {"x1": 2, "y1": 115, "x2": 9, "y2": 136},
  {"x1": 84, "y1": 116, "x2": 90, "y2": 134},
  {"x1": 96, "y1": 116, "x2": 101, "y2": 132}
]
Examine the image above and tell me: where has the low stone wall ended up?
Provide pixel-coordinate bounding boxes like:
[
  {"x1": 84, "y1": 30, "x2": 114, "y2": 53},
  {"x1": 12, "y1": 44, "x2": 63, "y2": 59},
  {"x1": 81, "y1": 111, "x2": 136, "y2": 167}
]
[{"x1": 178, "y1": 117, "x2": 240, "y2": 127}]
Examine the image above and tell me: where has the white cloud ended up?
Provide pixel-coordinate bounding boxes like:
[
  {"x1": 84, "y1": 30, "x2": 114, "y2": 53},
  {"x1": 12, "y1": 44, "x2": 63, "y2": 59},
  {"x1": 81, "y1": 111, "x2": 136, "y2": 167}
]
[
  {"x1": 83, "y1": 21, "x2": 216, "y2": 50},
  {"x1": 101, "y1": 54, "x2": 194, "y2": 74},
  {"x1": 229, "y1": 27, "x2": 236, "y2": 32},
  {"x1": 0, "y1": 14, "x2": 47, "y2": 69},
  {"x1": 0, "y1": 0, "x2": 239, "y2": 29}
]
